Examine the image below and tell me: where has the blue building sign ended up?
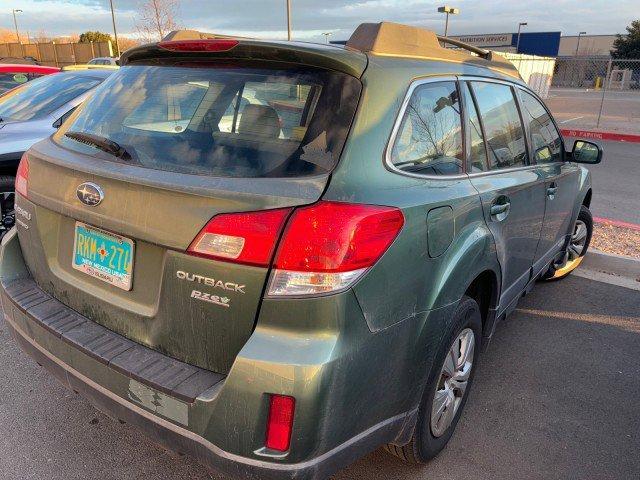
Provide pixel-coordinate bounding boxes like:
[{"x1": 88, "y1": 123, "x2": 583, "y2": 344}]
[
  {"x1": 451, "y1": 31, "x2": 561, "y2": 56},
  {"x1": 514, "y1": 31, "x2": 561, "y2": 56}
]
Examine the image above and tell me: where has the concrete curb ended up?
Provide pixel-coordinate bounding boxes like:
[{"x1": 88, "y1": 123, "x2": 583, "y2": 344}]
[{"x1": 579, "y1": 250, "x2": 640, "y2": 288}]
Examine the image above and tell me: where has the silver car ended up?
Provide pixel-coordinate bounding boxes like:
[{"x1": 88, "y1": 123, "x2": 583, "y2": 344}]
[{"x1": 0, "y1": 69, "x2": 113, "y2": 234}]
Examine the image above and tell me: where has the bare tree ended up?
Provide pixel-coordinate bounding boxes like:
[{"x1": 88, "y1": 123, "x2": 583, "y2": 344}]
[{"x1": 135, "y1": 0, "x2": 179, "y2": 42}]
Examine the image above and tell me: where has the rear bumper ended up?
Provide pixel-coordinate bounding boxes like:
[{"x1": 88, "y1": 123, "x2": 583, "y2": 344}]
[
  {"x1": 0, "y1": 228, "x2": 414, "y2": 479},
  {"x1": 3, "y1": 314, "x2": 407, "y2": 480}
]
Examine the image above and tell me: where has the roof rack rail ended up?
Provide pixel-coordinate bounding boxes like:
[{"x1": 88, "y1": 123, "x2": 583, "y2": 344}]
[
  {"x1": 346, "y1": 22, "x2": 519, "y2": 76},
  {"x1": 436, "y1": 35, "x2": 488, "y2": 58}
]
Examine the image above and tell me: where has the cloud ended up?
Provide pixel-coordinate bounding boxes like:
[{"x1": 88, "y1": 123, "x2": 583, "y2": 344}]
[{"x1": 1, "y1": 0, "x2": 636, "y2": 42}]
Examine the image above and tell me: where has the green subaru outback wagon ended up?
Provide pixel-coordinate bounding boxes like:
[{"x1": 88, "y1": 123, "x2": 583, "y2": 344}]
[{"x1": 1, "y1": 22, "x2": 601, "y2": 479}]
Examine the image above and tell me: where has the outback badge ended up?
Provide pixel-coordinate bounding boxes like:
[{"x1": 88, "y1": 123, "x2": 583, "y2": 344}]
[{"x1": 76, "y1": 182, "x2": 104, "y2": 207}]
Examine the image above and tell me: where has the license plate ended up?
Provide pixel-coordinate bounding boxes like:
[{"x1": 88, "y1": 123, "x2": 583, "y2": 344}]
[{"x1": 72, "y1": 222, "x2": 134, "y2": 291}]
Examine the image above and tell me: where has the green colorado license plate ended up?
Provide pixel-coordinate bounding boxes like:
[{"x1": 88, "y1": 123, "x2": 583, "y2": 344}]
[{"x1": 72, "y1": 222, "x2": 134, "y2": 291}]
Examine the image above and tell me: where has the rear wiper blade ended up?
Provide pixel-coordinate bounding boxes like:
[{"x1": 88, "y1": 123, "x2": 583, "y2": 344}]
[{"x1": 64, "y1": 131, "x2": 132, "y2": 161}]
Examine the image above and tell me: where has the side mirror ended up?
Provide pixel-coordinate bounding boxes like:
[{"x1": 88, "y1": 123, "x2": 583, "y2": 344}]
[{"x1": 571, "y1": 140, "x2": 602, "y2": 164}]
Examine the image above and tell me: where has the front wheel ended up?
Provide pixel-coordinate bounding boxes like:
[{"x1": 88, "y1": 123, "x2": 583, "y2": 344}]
[
  {"x1": 543, "y1": 205, "x2": 593, "y2": 281},
  {"x1": 385, "y1": 295, "x2": 482, "y2": 463}
]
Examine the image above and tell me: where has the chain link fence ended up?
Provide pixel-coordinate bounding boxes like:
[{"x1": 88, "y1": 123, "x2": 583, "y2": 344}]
[{"x1": 543, "y1": 57, "x2": 640, "y2": 134}]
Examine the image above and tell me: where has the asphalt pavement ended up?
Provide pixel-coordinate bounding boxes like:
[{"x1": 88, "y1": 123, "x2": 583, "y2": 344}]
[
  {"x1": 546, "y1": 88, "x2": 640, "y2": 134},
  {"x1": 1, "y1": 269, "x2": 638, "y2": 480},
  {"x1": 564, "y1": 138, "x2": 640, "y2": 225}
]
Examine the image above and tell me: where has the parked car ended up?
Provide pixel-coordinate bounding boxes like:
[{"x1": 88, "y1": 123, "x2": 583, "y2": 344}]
[
  {"x1": 0, "y1": 68, "x2": 113, "y2": 234},
  {"x1": 0, "y1": 64, "x2": 60, "y2": 94},
  {"x1": 87, "y1": 56, "x2": 119, "y2": 66},
  {"x1": 0, "y1": 56, "x2": 39, "y2": 65},
  {"x1": 62, "y1": 64, "x2": 119, "y2": 72},
  {"x1": 0, "y1": 23, "x2": 601, "y2": 479}
]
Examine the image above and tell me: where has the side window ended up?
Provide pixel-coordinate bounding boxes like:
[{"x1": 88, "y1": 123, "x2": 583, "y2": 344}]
[
  {"x1": 520, "y1": 91, "x2": 563, "y2": 164},
  {"x1": 462, "y1": 82, "x2": 488, "y2": 173},
  {"x1": 390, "y1": 81, "x2": 464, "y2": 176},
  {"x1": 471, "y1": 82, "x2": 528, "y2": 170}
]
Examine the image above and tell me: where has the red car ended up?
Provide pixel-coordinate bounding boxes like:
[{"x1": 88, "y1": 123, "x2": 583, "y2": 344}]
[{"x1": 0, "y1": 64, "x2": 60, "y2": 94}]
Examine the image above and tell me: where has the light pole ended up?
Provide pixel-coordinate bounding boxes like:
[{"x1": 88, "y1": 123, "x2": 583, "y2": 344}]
[
  {"x1": 12, "y1": 9, "x2": 23, "y2": 44},
  {"x1": 437, "y1": 6, "x2": 459, "y2": 37},
  {"x1": 516, "y1": 22, "x2": 527, "y2": 53},
  {"x1": 109, "y1": 0, "x2": 120, "y2": 57},
  {"x1": 286, "y1": 0, "x2": 292, "y2": 41},
  {"x1": 322, "y1": 32, "x2": 332, "y2": 44},
  {"x1": 575, "y1": 31, "x2": 587, "y2": 56}
]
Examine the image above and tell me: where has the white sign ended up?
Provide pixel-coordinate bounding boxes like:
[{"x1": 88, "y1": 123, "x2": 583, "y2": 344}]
[{"x1": 452, "y1": 34, "x2": 513, "y2": 47}]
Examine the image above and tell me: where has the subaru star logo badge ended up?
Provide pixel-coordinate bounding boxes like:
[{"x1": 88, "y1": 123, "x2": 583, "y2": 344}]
[{"x1": 76, "y1": 182, "x2": 104, "y2": 207}]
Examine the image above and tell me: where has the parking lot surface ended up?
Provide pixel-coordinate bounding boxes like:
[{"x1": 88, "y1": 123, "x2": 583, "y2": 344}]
[
  {"x1": 566, "y1": 139, "x2": 640, "y2": 225},
  {"x1": 547, "y1": 88, "x2": 640, "y2": 134},
  {"x1": 1, "y1": 270, "x2": 638, "y2": 480}
]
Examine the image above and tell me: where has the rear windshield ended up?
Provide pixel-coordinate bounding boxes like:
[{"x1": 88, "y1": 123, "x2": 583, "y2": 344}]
[
  {"x1": 54, "y1": 63, "x2": 362, "y2": 178},
  {"x1": 0, "y1": 73, "x2": 101, "y2": 121}
]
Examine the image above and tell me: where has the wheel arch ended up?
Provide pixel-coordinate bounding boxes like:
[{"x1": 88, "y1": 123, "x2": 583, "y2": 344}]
[{"x1": 463, "y1": 269, "x2": 500, "y2": 338}]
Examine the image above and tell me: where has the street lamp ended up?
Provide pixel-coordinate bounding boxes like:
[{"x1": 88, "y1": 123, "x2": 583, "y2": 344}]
[
  {"x1": 575, "y1": 31, "x2": 587, "y2": 56},
  {"x1": 12, "y1": 9, "x2": 23, "y2": 44},
  {"x1": 286, "y1": 0, "x2": 292, "y2": 41},
  {"x1": 516, "y1": 22, "x2": 527, "y2": 53},
  {"x1": 437, "y1": 6, "x2": 459, "y2": 37},
  {"x1": 322, "y1": 32, "x2": 332, "y2": 44},
  {"x1": 109, "y1": 0, "x2": 120, "y2": 57}
]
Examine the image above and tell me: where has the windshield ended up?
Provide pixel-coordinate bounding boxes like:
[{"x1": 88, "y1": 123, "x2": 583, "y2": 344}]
[
  {"x1": 54, "y1": 63, "x2": 361, "y2": 178},
  {"x1": 0, "y1": 73, "x2": 101, "y2": 122}
]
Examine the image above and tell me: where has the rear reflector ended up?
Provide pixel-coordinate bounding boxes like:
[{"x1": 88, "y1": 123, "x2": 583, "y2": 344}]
[
  {"x1": 268, "y1": 201, "x2": 404, "y2": 296},
  {"x1": 158, "y1": 39, "x2": 239, "y2": 52},
  {"x1": 188, "y1": 208, "x2": 291, "y2": 267},
  {"x1": 265, "y1": 395, "x2": 295, "y2": 452},
  {"x1": 15, "y1": 153, "x2": 29, "y2": 198}
]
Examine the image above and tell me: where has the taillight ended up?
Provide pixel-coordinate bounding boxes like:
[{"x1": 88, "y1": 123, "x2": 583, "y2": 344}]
[
  {"x1": 158, "y1": 39, "x2": 239, "y2": 52},
  {"x1": 265, "y1": 395, "x2": 295, "y2": 452},
  {"x1": 187, "y1": 208, "x2": 291, "y2": 267},
  {"x1": 15, "y1": 153, "x2": 29, "y2": 198},
  {"x1": 268, "y1": 201, "x2": 404, "y2": 296}
]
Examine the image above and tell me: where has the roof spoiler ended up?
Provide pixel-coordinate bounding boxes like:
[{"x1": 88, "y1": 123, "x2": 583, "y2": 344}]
[{"x1": 346, "y1": 22, "x2": 519, "y2": 75}]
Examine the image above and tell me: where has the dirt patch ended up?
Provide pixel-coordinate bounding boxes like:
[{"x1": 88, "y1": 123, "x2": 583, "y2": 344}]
[{"x1": 591, "y1": 222, "x2": 640, "y2": 259}]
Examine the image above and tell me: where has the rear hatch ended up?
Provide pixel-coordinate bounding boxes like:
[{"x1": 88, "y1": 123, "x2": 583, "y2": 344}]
[{"x1": 18, "y1": 40, "x2": 363, "y2": 373}]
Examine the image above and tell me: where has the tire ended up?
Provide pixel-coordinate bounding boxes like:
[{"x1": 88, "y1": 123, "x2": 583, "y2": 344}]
[
  {"x1": 385, "y1": 295, "x2": 482, "y2": 463},
  {"x1": 0, "y1": 175, "x2": 15, "y2": 239},
  {"x1": 542, "y1": 205, "x2": 593, "y2": 281}
]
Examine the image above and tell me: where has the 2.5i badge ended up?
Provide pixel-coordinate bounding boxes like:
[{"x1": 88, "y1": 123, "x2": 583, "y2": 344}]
[{"x1": 190, "y1": 290, "x2": 231, "y2": 308}]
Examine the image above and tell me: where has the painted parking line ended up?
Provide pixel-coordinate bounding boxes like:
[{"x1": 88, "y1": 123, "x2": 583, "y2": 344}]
[
  {"x1": 594, "y1": 216, "x2": 640, "y2": 232},
  {"x1": 559, "y1": 116, "x2": 584, "y2": 124}
]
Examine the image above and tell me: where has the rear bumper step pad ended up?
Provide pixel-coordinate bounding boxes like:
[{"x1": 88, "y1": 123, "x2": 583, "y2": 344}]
[{"x1": 2, "y1": 278, "x2": 224, "y2": 403}]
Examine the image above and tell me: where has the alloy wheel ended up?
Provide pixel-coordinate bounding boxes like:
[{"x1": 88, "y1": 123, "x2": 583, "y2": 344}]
[
  {"x1": 567, "y1": 219, "x2": 588, "y2": 261},
  {"x1": 430, "y1": 328, "x2": 475, "y2": 438}
]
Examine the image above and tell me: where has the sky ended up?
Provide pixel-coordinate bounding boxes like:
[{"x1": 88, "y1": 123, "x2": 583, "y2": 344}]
[{"x1": 0, "y1": 0, "x2": 637, "y2": 43}]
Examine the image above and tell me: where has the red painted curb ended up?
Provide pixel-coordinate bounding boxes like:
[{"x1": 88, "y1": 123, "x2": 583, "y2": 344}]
[
  {"x1": 561, "y1": 129, "x2": 640, "y2": 143},
  {"x1": 594, "y1": 216, "x2": 640, "y2": 232}
]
